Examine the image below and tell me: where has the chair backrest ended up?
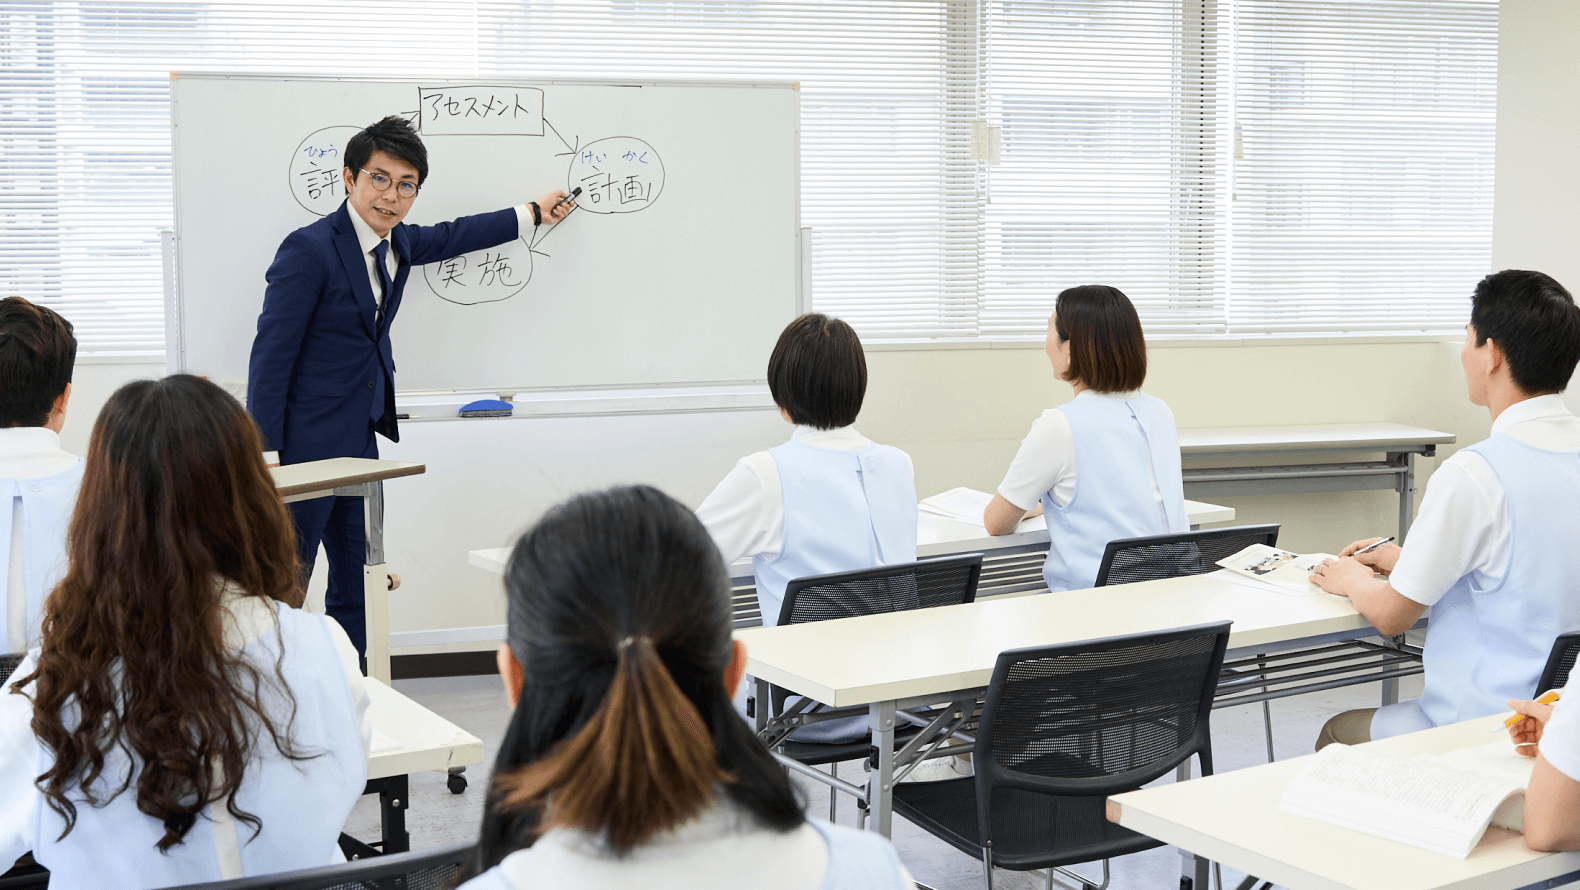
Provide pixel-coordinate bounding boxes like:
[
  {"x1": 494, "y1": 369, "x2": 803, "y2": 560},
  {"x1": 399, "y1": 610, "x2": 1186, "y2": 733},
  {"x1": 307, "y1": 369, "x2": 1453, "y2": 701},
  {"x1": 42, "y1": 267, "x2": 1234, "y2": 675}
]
[
  {"x1": 770, "y1": 554, "x2": 983, "y2": 717},
  {"x1": 778, "y1": 553, "x2": 984, "y2": 627},
  {"x1": 972, "y1": 620, "x2": 1231, "y2": 842},
  {"x1": 164, "y1": 842, "x2": 473, "y2": 890},
  {"x1": 1094, "y1": 524, "x2": 1281, "y2": 587},
  {"x1": 0, "y1": 653, "x2": 23, "y2": 688},
  {"x1": 0, "y1": 862, "x2": 48, "y2": 890},
  {"x1": 1538, "y1": 631, "x2": 1580, "y2": 695}
]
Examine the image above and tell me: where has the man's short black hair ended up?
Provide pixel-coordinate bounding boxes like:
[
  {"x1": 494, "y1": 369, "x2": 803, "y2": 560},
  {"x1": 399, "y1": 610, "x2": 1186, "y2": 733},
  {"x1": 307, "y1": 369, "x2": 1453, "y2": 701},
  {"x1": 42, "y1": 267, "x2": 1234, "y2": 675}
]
[
  {"x1": 1471, "y1": 270, "x2": 1580, "y2": 394},
  {"x1": 0, "y1": 297, "x2": 77, "y2": 428},
  {"x1": 767, "y1": 314, "x2": 866, "y2": 430},
  {"x1": 344, "y1": 115, "x2": 429, "y2": 187}
]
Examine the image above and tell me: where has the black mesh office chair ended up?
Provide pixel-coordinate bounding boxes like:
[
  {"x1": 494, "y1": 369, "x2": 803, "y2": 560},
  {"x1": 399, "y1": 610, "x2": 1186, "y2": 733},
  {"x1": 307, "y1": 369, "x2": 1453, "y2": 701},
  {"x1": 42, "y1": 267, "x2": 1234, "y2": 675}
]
[
  {"x1": 1094, "y1": 523, "x2": 1282, "y2": 587},
  {"x1": 1095, "y1": 525, "x2": 1286, "y2": 762},
  {"x1": 892, "y1": 621, "x2": 1231, "y2": 890},
  {"x1": 0, "y1": 858, "x2": 47, "y2": 890},
  {"x1": 1537, "y1": 631, "x2": 1580, "y2": 695},
  {"x1": 0, "y1": 653, "x2": 23, "y2": 688},
  {"x1": 764, "y1": 554, "x2": 983, "y2": 820},
  {"x1": 165, "y1": 842, "x2": 472, "y2": 890}
]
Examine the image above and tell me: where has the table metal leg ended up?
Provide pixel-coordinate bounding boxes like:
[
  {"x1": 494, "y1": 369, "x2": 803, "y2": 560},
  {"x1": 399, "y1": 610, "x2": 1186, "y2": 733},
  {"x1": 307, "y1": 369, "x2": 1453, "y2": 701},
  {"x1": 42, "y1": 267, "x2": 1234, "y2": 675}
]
[
  {"x1": 355, "y1": 774, "x2": 409, "y2": 855},
  {"x1": 868, "y1": 700, "x2": 897, "y2": 837},
  {"x1": 1396, "y1": 451, "x2": 1417, "y2": 545},
  {"x1": 359, "y1": 481, "x2": 391, "y2": 685}
]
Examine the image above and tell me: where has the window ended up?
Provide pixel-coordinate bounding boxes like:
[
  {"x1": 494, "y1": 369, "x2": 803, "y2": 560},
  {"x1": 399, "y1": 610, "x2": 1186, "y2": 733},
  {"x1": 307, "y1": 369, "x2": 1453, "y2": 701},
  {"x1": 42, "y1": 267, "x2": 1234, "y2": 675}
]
[{"x1": 0, "y1": 0, "x2": 1496, "y2": 352}]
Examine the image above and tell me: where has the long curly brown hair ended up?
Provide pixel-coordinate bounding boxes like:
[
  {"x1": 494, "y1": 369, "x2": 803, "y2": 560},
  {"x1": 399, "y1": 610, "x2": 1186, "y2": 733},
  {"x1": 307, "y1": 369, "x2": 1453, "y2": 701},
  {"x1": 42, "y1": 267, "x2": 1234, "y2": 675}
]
[{"x1": 10, "y1": 375, "x2": 306, "y2": 851}]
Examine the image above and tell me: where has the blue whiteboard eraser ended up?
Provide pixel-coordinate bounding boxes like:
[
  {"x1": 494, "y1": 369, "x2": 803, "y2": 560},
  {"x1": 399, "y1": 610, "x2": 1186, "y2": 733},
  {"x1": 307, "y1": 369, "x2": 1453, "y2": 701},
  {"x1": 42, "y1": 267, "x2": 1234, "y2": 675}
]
[{"x1": 460, "y1": 398, "x2": 514, "y2": 418}]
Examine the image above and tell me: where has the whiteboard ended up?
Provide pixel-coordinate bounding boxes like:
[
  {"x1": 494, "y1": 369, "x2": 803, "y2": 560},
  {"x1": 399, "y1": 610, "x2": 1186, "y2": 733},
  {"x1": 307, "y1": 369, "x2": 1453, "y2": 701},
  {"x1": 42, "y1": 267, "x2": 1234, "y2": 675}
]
[{"x1": 170, "y1": 73, "x2": 800, "y2": 393}]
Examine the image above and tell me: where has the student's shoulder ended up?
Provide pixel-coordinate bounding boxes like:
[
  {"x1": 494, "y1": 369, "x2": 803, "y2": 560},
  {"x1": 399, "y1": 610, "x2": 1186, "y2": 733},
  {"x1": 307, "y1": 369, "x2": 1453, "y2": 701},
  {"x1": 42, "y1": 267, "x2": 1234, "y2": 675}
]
[
  {"x1": 805, "y1": 819, "x2": 910, "y2": 887},
  {"x1": 451, "y1": 866, "x2": 514, "y2": 890}
]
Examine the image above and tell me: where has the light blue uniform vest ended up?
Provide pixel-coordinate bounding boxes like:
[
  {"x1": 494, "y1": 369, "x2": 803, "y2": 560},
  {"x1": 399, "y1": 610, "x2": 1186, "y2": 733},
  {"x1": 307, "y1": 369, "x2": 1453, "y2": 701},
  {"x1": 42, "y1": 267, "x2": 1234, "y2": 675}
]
[
  {"x1": 26, "y1": 603, "x2": 366, "y2": 889},
  {"x1": 1372, "y1": 434, "x2": 1580, "y2": 740},
  {"x1": 752, "y1": 440, "x2": 918, "y2": 627},
  {"x1": 1040, "y1": 393, "x2": 1187, "y2": 591},
  {"x1": 752, "y1": 439, "x2": 916, "y2": 743},
  {"x1": 1, "y1": 459, "x2": 84, "y2": 651},
  {"x1": 456, "y1": 817, "x2": 912, "y2": 890}
]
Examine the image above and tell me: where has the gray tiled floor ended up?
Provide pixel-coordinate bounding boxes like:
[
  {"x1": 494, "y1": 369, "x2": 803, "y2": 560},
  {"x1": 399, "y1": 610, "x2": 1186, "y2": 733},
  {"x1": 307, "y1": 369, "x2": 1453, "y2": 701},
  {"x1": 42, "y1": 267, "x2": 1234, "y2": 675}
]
[{"x1": 347, "y1": 669, "x2": 1425, "y2": 890}]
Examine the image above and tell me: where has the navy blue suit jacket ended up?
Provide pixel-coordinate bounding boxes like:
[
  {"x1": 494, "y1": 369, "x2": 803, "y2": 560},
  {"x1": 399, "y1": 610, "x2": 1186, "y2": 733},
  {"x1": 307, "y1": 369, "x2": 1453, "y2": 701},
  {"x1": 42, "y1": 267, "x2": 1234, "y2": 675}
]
[{"x1": 248, "y1": 201, "x2": 518, "y2": 464}]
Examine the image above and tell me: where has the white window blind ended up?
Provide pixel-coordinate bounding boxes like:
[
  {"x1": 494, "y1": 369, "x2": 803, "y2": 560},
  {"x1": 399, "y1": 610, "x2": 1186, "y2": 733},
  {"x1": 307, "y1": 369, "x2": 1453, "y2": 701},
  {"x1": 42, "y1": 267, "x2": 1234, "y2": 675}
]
[
  {"x1": 0, "y1": 0, "x2": 1496, "y2": 351},
  {"x1": 1228, "y1": 0, "x2": 1497, "y2": 334},
  {"x1": 982, "y1": 0, "x2": 1229, "y2": 336}
]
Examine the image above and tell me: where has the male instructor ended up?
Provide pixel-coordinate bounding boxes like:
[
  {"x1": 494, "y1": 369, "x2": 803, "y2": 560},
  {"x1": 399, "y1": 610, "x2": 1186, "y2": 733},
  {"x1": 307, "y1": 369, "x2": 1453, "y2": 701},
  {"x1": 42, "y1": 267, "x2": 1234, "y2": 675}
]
[{"x1": 248, "y1": 115, "x2": 571, "y2": 659}]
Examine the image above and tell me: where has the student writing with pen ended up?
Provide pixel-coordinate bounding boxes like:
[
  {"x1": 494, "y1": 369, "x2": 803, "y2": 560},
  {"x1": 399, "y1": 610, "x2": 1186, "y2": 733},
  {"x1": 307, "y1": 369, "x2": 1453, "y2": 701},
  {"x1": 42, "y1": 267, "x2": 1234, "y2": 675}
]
[
  {"x1": 1502, "y1": 691, "x2": 1580, "y2": 851},
  {"x1": 1308, "y1": 270, "x2": 1580, "y2": 749}
]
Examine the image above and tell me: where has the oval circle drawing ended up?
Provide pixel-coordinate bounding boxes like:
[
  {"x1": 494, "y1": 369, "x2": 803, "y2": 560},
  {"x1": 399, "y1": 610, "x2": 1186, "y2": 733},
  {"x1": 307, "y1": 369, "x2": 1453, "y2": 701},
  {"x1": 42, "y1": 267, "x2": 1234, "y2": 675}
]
[
  {"x1": 289, "y1": 126, "x2": 362, "y2": 216},
  {"x1": 420, "y1": 239, "x2": 535, "y2": 306},
  {"x1": 568, "y1": 137, "x2": 664, "y2": 214}
]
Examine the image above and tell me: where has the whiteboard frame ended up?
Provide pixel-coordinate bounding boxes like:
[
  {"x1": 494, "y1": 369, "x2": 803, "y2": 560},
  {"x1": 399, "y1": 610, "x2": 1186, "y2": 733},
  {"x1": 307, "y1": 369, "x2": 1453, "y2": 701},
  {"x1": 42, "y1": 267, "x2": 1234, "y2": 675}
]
[{"x1": 168, "y1": 71, "x2": 803, "y2": 400}]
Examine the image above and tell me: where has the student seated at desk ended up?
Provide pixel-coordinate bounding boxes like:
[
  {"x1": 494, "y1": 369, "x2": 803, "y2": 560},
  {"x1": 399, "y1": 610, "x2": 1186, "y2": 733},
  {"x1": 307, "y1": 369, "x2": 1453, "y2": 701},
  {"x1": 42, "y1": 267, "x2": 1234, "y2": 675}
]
[
  {"x1": 0, "y1": 297, "x2": 83, "y2": 655},
  {"x1": 984, "y1": 285, "x2": 1187, "y2": 590},
  {"x1": 695, "y1": 313, "x2": 916, "y2": 742},
  {"x1": 1312, "y1": 269, "x2": 1580, "y2": 747},
  {"x1": 0, "y1": 375, "x2": 371, "y2": 889},
  {"x1": 461, "y1": 485, "x2": 912, "y2": 890},
  {"x1": 1506, "y1": 693, "x2": 1580, "y2": 851}
]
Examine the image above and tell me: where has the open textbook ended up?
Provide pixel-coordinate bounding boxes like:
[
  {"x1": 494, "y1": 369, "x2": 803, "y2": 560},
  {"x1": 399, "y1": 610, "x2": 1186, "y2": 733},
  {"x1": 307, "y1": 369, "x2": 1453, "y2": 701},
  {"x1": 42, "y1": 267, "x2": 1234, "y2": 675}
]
[
  {"x1": 1216, "y1": 543, "x2": 1336, "y2": 595},
  {"x1": 1278, "y1": 741, "x2": 1534, "y2": 858}
]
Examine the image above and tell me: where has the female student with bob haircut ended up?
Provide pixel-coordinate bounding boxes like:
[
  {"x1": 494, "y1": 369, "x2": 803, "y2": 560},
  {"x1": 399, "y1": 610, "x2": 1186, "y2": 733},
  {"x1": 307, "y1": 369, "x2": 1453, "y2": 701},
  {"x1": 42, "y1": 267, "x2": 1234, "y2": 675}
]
[
  {"x1": 985, "y1": 285, "x2": 1187, "y2": 591},
  {"x1": 460, "y1": 485, "x2": 912, "y2": 889},
  {"x1": 694, "y1": 313, "x2": 917, "y2": 742},
  {"x1": 0, "y1": 375, "x2": 370, "y2": 888},
  {"x1": 696, "y1": 312, "x2": 917, "y2": 629}
]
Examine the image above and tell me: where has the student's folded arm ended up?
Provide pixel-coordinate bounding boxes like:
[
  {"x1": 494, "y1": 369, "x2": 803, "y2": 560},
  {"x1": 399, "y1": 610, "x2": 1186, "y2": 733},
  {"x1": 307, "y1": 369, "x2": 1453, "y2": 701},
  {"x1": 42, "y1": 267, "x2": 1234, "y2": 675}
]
[
  {"x1": 1348, "y1": 580, "x2": 1429, "y2": 637},
  {"x1": 984, "y1": 492, "x2": 1028, "y2": 536},
  {"x1": 1522, "y1": 755, "x2": 1580, "y2": 851}
]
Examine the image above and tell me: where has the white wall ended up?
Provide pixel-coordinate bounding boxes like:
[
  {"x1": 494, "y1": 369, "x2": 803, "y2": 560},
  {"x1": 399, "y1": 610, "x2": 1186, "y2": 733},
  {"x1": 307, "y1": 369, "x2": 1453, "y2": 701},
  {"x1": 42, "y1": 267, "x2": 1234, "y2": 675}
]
[{"x1": 1494, "y1": 0, "x2": 1580, "y2": 416}]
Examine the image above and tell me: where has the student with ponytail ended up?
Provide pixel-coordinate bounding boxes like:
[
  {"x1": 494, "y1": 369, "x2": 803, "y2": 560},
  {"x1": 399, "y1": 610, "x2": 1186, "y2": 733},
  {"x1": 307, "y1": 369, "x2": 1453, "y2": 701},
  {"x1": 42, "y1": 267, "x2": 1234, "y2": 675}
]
[
  {"x1": 462, "y1": 485, "x2": 912, "y2": 889},
  {"x1": 0, "y1": 375, "x2": 369, "y2": 888}
]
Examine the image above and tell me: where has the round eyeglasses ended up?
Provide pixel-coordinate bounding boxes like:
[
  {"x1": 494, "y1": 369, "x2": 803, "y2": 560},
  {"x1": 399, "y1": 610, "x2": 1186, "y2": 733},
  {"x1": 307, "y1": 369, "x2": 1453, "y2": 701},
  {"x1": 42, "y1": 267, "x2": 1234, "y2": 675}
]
[{"x1": 360, "y1": 169, "x2": 420, "y2": 199}]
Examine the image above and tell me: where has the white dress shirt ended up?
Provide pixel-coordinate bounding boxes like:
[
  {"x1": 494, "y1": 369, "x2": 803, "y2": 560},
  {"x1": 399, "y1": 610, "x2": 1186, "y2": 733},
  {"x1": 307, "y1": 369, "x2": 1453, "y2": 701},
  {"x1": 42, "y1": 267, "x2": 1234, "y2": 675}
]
[
  {"x1": 1, "y1": 427, "x2": 78, "y2": 652},
  {"x1": 483, "y1": 796, "x2": 912, "y2": 890},
  {"x1": 1390, "y1": 394, "x2": 1580, "y2": 607},
  {"x1": 1540, "y1": 690, "x2": 1580, "y2": 783},
  {"x1": 0, "y1": 585, "x2": 371, "y2": 880},
  {"x1": 694, "y1": 425, "x2": 916, "y2": 565},
  {"x1": 996, "y1": 390, "x2": 1168, "y2": 513}
]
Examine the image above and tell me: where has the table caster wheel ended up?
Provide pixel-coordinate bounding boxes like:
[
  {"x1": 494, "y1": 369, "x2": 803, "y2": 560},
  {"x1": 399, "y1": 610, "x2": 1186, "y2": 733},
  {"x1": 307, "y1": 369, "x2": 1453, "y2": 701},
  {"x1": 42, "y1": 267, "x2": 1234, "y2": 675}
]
[{"x1": 447, "y1": 773, "x2": 468, "y2": 794}]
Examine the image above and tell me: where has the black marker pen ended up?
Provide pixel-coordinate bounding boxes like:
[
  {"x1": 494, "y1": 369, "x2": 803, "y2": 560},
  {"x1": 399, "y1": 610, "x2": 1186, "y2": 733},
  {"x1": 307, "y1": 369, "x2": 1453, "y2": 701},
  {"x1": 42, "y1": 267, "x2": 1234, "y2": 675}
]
[{"x1": 554, "y1": 186, "x2": 582, "y2": 211}]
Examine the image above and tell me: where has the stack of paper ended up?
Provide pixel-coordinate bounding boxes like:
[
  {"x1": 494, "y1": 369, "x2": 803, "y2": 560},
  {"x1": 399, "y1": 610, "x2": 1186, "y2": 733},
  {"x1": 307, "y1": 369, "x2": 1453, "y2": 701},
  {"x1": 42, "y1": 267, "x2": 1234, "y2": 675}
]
[{"x1": 919, "y1": 487, "x2": 994, "y2": 527}]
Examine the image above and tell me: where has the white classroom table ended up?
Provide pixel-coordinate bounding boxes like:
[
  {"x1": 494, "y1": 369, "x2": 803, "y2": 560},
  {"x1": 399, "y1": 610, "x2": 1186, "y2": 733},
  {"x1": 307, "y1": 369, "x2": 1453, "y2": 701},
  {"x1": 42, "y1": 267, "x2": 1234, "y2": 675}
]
[
  {"x1": 1178, "y1": 423, "x2": 1456, "y2": 545},
  {"x1": 734, "y1": 570, "x2": 1390, "y2": 845},
  {"x1": 1108, "y1": 714, "x2": 1580, "y2": 890},
  {"x1": 466, "y1": 500, "x2": 1237, "y2": 599},
  {"x1": 271, "y1": 457, "x2": 425, "y2": 685},
  {"x1": 354, "y1": 678, "x2": 484, "y2": 856}
]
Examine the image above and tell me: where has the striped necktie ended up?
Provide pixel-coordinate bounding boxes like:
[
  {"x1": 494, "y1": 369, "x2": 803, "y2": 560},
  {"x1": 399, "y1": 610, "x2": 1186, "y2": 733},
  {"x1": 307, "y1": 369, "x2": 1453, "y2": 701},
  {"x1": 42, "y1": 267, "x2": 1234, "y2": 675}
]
[{"x1": 371, "y1": 240, "x2": 392, "y2": 328}]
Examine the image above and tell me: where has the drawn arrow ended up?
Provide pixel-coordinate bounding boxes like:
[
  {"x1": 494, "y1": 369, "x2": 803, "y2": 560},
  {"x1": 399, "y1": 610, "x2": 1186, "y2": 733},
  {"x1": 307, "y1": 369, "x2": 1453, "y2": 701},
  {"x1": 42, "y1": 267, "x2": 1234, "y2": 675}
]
[
  {"x1": 543, "y1": 117, "x2": 579, "y2": 157},
  {"x1": 529, "y1": 203, "x2": 581, "y2": 251}
]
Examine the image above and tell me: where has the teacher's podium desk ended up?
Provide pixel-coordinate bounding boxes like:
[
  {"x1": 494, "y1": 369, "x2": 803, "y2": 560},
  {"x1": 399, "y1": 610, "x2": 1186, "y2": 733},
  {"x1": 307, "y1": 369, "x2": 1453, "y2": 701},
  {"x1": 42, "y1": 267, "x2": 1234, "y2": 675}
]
[
  {"x1": 1109, "y1": 714, "x2": 1580, "y2": 890},
  {"x1": 271, "y1": 458, "x2": 425, "y2": 685},
  {"x1": 355, "y1": 678, "x2": 484, "y2": 856}
]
